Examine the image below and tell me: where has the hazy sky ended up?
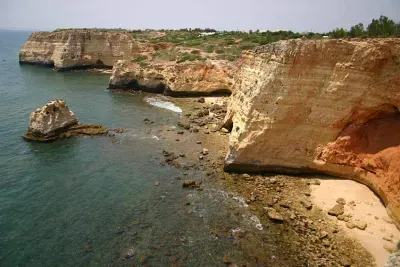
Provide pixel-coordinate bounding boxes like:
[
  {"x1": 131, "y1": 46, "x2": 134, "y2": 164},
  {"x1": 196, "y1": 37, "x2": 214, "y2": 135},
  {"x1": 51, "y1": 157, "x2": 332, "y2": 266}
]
[{"x1": 1, "y1": 0, "x2": 399, "y2": 32}]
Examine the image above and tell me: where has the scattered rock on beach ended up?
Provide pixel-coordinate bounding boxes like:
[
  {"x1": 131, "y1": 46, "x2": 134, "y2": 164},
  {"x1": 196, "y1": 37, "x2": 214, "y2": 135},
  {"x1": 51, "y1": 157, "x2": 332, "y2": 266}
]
[
  {"x1": 300, "y1": 199, "x2": 313, "y2": 210},
  {"x1": 328, "y1": 204, "x2": 344, "y2": 216},
  {"x1": 336, "y1": 198, "x2": 346, "y2": 205},
  {"x1": 264, "y1": 207, "x2": 284, "y2": 222},
  {"x1": 354, "y1": 220, "x2": 367, "y2": 230}
]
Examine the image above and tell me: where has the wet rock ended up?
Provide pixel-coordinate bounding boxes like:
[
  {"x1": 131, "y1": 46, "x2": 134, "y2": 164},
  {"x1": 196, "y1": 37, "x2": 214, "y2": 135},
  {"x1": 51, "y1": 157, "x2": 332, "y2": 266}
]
[
  {"x1": 328, "y1": 204, "x2": 344, "y2": 216},
  {"x1": 113, "y1": 128, "x2": 124, "y2": 133},
  {"x1": 140, "y1": 254, "x2": 152, "y2": 264},
  {"x1": 264, "y1": 207, "x2": 284, "y2": 223},
  {"x1": 177, "y1": 121, "x2": 191, "y2": 130},
  {"x1": 124, "y1": 248, "x2": 135, "y2": 259},
  {"x1": 184, "y1": 200, "x2": 190, "y2": 205},
  {"x1": 354, "y1": 220, "x2": 367, "y2": 230},
  {"x1": 346, "y1": 221, "x2": 355, "y2": 229},
  {"x1": 182, "y1": 180, "x2": 201, "y2": 189},
  {"x1": 169, "y1": 256, "x2": 178, "y2": 263},
  {"x1": 300, "y1": 199, "x2": 313, "y2": 210},
  {"x1": 143, "y1": 118, "x2": 154, "y2": 124},
  {"x1": 115, "y1": 227, "x2": 124, "y2": 234},
  {"x1": 336, "y1": 198, "x2": 346, "y2": 205},
  {"x1": 83, "y1": 243, "x2": 92, "y2": 252},
  {"x1": 223, "y1": 255, "x2": 232, "y2": 264},
  {"x1": 198, "y1": 97, "x2": 205, "y2": 103},
  {"x1": 210, "y1": 231, "x2": 219, "y2": 238},
  {"x1": 155, "y1": 180, "x2": 160, "y2": 186}
]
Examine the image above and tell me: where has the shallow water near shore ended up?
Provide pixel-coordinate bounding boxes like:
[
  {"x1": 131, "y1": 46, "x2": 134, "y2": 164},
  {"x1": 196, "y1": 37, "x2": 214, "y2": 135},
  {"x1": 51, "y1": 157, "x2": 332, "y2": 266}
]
[{"x1": 0, "y1": 30, "x2": 283, "y2": 267}]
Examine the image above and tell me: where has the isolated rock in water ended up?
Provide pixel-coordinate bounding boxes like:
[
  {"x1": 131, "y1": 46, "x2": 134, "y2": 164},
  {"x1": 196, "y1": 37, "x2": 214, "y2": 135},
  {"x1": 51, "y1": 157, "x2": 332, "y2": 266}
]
[
  {"x1": 28, "y1": 100, "x2": 78, "y2": 135},
  {"x1": 223, "y1": 38, "x2": 400, "y2": 227},
  {"x1": 23, "y1": 100, "x2": 107, "y2": 142}
]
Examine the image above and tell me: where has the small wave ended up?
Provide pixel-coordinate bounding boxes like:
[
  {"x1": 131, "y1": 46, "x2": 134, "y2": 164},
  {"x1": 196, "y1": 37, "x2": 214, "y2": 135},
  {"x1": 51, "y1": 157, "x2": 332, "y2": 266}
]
[{"x1": 145, "y1": 97, "x2": 182, "y2": 113}]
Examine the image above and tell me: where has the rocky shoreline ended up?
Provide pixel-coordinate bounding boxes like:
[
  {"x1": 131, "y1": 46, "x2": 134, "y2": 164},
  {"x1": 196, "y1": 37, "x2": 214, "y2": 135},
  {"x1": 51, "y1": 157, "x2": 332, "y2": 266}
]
[
  {"x1": 18, "y1": 30, "x2": 400, "y2": 265},
  {"x1": 130, "y1": 95, "x2": 398, "y2": 266}
]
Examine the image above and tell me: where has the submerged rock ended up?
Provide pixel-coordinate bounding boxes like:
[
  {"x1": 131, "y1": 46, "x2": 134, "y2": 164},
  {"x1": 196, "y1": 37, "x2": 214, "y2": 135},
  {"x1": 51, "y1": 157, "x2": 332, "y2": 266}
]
[{"x1": 23, "y1": 100, "x2": 107, "y2": 142}]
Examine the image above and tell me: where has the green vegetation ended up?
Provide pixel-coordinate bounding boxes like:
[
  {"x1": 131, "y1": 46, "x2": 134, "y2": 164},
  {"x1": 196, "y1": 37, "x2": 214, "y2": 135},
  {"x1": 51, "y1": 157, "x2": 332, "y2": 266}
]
[
  {"x1": 131, "y1": 55, "x2": 148, "y2": 63},
  {"x1": 115, "y1": 15, "x2": 399, "y2": 66}
]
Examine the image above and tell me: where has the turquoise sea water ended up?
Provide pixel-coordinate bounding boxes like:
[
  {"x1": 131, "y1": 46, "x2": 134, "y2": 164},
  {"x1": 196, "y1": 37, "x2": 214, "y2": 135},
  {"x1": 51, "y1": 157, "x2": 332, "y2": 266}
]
[{"x1": 0, "y1": 30, "x2": 267, "y2": 267}]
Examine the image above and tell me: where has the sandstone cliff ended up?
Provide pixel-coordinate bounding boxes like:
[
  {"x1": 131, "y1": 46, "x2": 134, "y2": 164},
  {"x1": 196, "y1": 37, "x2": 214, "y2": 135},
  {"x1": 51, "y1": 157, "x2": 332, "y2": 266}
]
[
  {"x1": 19, "y1": 30, "x2": 152, "y2": 70},
  {"x1": 109, "y1": 60, "x2": 235, "y2": 96},
  {"x1": 223, "y1": 38, "x2": 400, "y2": 227}
]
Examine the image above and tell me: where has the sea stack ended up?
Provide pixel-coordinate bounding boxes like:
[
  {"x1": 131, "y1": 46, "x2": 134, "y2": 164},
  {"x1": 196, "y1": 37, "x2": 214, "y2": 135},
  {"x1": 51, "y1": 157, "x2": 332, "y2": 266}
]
[{"x1": 23, "y1": 100, "x2": 107, "y2": 141}]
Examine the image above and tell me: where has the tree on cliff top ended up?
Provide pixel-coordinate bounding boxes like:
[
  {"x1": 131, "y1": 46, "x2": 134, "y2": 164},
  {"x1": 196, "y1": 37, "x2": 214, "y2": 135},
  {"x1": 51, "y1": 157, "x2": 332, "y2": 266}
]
[
  {"x1": 367, "y1": 15, "x2": 396, "y2": 37},
  {"x1": 349, "y1": 23, "x2": 365, "y2": 38}
]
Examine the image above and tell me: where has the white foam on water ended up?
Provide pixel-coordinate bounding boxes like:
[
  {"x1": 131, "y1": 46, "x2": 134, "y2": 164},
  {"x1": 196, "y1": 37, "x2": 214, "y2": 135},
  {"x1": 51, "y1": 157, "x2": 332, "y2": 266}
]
[{"x1": 145, "y1": 97, "x2": 182, "y2": 113}]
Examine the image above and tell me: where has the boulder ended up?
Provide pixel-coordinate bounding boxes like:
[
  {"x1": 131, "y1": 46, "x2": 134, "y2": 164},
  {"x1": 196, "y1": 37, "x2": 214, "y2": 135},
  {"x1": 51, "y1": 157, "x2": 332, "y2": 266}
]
[
  {"x1": 223, "y1": 38, "x2": 400, "y2": 228},
  {"x1": 264, "y1": 207, "x2": 284, "y2": 222},
  {"x1": 328, "y1": 204, "x2": 345, "y2": 217},
  {"x1": 23, "y1": 100, "x2": 107, "y2": 141}
]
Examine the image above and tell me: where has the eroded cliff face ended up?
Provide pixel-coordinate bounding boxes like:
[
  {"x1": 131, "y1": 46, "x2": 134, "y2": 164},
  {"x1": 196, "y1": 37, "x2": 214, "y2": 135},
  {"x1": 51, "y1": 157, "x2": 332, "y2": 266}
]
[
  {"x1": 19, "y1": 30, "x2": 153, "y2": 70},
  {"x1": 109, "y1": 60, "x2": 235, "y2": 96},
  {"x1": 223, "y1": 39, "x2": 400, "y2": 226}
]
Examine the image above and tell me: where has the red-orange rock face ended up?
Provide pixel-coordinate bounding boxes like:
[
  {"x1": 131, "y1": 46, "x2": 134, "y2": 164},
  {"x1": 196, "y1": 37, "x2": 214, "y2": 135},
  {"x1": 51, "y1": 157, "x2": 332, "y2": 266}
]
[{"x1": 223, "y1": 38, "x2": 400, "y2": 227}]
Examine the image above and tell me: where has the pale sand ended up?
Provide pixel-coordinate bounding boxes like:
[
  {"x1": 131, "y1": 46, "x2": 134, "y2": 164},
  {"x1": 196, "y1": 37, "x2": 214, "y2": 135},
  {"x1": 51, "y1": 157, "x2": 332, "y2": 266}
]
[{"x1": 311, "y1": 178, "x2": 400, "y2": 266}]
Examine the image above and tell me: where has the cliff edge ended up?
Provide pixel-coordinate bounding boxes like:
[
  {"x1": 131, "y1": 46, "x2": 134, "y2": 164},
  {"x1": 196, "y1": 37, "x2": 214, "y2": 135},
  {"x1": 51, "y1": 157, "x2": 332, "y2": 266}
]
[
  {"x1": 19, "y1": 30, "x2": 149, "y2": 70},
  {"x1": 223, "y1": 38, "x2": 400, "y2": 227}
]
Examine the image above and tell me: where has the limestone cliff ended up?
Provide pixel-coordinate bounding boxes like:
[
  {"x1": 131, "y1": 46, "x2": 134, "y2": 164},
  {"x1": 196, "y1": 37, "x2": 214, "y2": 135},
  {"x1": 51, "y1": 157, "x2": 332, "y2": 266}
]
[
  {"x1": 19, "y1": 30, "x2": 152, "y2": 70},
  {"x1": 24, "y1": 100, "x2": 107, "y2": 141},
  {"x1": 109, "y1": 60, "x2": 235, "y2": 96},
  {"x1": 223, "y1": 38, "x2": 400, "y2": 227}
]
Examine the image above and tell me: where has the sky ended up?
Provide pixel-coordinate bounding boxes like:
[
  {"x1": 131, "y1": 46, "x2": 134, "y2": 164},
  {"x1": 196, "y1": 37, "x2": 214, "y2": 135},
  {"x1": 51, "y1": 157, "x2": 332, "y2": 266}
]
[{"x1": 1, "y1": 0, "x2": 399, "y2": 32}]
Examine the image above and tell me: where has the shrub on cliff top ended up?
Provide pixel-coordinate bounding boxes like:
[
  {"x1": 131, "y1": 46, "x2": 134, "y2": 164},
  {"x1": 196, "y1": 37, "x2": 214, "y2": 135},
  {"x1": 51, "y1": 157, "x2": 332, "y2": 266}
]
[{"x1": 131, "y1": 55, "x2": 148, "y2": 63}]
